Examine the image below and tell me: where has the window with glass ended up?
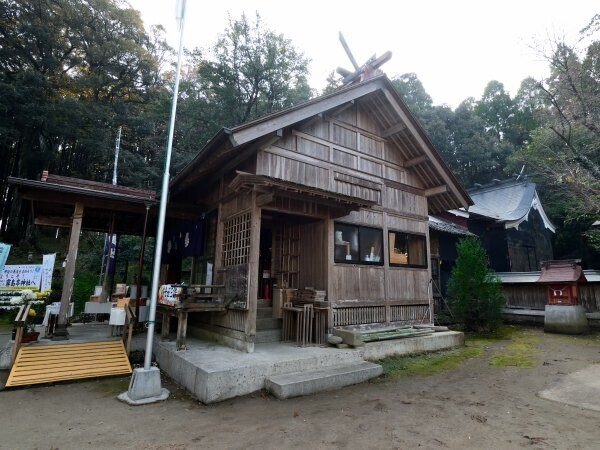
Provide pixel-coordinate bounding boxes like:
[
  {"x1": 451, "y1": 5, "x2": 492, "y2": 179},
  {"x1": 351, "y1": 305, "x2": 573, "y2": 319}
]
[
  {"x1": 388, "y1": 231, "x2": 427, "y2": 268},
  {"x1": 334, "y1": 223, "x2": 383, "y2": 265}
]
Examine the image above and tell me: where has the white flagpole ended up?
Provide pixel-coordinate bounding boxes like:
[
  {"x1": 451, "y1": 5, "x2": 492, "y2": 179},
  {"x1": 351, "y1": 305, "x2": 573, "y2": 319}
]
[
  {"x1": 144, "y1": 0, "x2": 187, "y2": 370},
  {"x1": 120, "y1": 0, "x2": 187, "y2": 404}
]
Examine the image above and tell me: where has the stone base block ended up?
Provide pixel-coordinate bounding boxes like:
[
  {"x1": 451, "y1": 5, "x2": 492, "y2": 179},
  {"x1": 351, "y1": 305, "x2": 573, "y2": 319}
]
[{"x1": 544, "y1": 304, "x2": 589, "y2": 335}]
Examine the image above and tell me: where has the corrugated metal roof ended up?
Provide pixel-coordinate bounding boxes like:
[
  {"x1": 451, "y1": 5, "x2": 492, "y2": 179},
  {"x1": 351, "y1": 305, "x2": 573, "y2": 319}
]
[
  {"x1": 497, "y1": 269, "x2": 600, "y2": 283},
  {"x1": 429, "y1": 215, "x2": 474, "y2": 236},
  {"x1": 496, "y1": 272, "x2": 541, "y2": 283}
]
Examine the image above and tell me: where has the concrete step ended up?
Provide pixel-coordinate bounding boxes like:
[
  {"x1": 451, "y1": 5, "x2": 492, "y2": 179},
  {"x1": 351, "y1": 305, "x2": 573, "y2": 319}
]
[
  {"x1": 257, "y1": 298, "x2": 271, "y2": 308},
  {"x1": 265, "y1": 361, "x2": 383, "y2": 399},
  {"x1": 256, "y1": 317, "x2": 281, "y2": 330},
  {"x1": 255, "y1": 328, "x2": 281, "y2": 344},
  {"x1": 256, "y1": 307, "x2": 273, "y2": 319}
]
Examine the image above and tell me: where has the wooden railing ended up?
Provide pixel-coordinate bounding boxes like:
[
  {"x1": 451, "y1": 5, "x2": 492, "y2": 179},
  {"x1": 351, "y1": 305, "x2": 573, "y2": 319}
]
[
  {"x1": 10, "y1": 303, "x2": 31, "y2": 368},
  {"x1": 121, "y1": 304, "x2": 136, "y2": 356}
]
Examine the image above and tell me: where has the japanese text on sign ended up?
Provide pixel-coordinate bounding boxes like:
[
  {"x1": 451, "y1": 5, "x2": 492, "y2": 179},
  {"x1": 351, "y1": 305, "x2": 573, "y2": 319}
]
[
  {"x1": 158, "y1": 284, "x2": 183, "y2": 307},
  {"x1": 0, "y1": 264, "x2": 43, "y2": 290}
]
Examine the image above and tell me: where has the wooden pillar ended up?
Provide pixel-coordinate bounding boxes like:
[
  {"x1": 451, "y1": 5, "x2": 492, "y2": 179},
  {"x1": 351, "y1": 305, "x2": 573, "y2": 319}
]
[
  {"x1": 325, "y1": 212, "x2": 335, "y2": 333},
  {"x1": 245, "y1": 192, "x2": 261, "y2": 352},
  {"x1": 53, "y1": 202, "x2": 84, "y2": 339}
]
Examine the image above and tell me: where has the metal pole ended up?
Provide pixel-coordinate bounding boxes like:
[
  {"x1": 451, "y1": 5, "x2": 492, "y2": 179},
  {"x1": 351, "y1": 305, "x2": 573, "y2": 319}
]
[
  {"x1": 112, "y1": 126, "x2": 121, "y2": 186},
  {"x1": 135, "y1": 204, "x2": 151, "y2": 323},
  {"x1": 143, "y1": 0, "x2": 186, "y2": 370}
]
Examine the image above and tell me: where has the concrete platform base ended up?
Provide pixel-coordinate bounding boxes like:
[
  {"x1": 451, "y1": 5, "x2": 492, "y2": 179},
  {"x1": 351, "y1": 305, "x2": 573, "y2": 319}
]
[
  {"x1": 154, "y1": 330, "x2": 463, "y2": 404},
  {"x1": 118, "y1": 367, "x2": 170, "y2": 405},
  {"x1": 265, "y1": 361, "x2": 383, "y2": 399},
  {"x1": 539, "y1": 364, "x2": 600, "y2": 412},
  {"x1": 544, "y1": 305, "x2": 589, "y2": 334}
]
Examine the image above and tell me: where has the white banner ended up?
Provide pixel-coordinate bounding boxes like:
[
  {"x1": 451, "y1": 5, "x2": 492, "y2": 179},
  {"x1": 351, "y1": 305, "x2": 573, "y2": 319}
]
[
  {"x1": 0, "y1": 264, "x2": 43, "y2": 290},
  {"x1": 41, "y1": 253, "x2": 56, "y2": 292},
  {"x1": 0, "y1": 243, "x2": 10, "y2": 272}
]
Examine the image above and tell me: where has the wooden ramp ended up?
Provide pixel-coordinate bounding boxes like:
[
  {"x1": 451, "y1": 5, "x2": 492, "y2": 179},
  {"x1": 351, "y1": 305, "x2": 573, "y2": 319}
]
[{"x1": 6, "y1": 341, "x2": 132, "y2": 387}]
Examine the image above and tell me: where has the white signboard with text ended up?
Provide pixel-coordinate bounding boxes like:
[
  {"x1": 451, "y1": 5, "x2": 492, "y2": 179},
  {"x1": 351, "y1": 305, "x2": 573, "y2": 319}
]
[{"x1": 0, "y1": 264, "x2": 43, "y2": 290}]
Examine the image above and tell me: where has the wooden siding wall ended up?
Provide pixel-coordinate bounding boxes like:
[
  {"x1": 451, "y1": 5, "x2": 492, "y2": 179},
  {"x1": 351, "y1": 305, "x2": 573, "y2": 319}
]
[
  {"x1": 298, "y1": 221, "x2": 326, "y2": 290},
  {"x1": 205, "y1": 193, "x2": 253, "y2": 335},
  {"x1": 503, "y1": 283, "x2": 600, "y2": 313},
  {"x1": 256, "y1": 105, "x2": 433, "y2": 328}
]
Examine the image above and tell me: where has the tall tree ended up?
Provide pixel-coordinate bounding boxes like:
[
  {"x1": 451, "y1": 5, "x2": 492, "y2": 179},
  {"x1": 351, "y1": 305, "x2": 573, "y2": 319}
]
[
  {"x1": 511, "y1": 15, "x2": 600, "y2": 257},
  {"x1": 168, "y1": 12, "x2": 314, "y2": 172},
  {"x1": 0, "y1": 0, "x2": 168, "y2": 237},
  {"x1": 194, "y1": 12, "x2": 313, "y2": 127}
]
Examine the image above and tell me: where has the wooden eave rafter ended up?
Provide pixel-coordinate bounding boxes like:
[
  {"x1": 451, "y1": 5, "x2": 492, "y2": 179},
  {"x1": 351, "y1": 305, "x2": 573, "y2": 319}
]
[
  {"x1": 379, "y1": 88, "x2": 471, "y2": 209},
  {"x1": 228, "y1": 81, "x2": 381, "y2": 147},
  {"x1": 425, "y1": 185, "x2": 449, "y2": 197},
  {"x1": 229, "y1": 172, "x2": 376, "y2": 210},
  {"x1": 169, "y1": 75, "x2": 471, "y2": 215},
  {"x1": 381, "y1": 122, "x2": 406, "y2": 138},
  {"x1": 9, "y1": 177, "x2": 157, "y2": 208},
  {"x1": 404, "y1": 155, "x2": 429, "y2": 168},
  {"x1": 9, "y1": 176, "x2": 199, "y2": 236}
]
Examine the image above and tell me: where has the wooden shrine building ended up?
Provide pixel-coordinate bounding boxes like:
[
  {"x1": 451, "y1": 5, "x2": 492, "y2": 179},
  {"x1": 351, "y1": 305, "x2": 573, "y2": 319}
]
[{"x1": 166, "y1": 75, "x2": 472, "y2": 352}]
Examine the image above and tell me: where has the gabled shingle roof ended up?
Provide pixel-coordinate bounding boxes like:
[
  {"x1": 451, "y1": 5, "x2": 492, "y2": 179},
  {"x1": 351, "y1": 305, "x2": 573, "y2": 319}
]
[{"x1": 171, "y1": 75, "x2": 472, "y2": 214}]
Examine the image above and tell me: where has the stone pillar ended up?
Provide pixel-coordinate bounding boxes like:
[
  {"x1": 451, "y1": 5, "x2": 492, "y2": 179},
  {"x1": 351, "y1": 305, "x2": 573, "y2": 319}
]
[{"x1": 53, "y1": 202, "x2": 84, "y2": 339}]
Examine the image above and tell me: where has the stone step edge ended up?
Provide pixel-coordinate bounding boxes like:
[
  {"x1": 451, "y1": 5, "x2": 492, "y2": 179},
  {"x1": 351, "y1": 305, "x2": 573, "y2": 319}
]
[{"x1": 264, "y1": 361, "x2": 382, "y2": 399}]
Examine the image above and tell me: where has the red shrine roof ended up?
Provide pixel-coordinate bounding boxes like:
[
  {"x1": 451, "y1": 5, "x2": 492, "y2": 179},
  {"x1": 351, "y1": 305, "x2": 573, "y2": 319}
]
[{"x1": 537, "y1": 260, "x2": 587, "y2": 284}]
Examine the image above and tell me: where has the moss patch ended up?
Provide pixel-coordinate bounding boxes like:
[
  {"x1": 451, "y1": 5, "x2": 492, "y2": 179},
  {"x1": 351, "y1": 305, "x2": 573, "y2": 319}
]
[
  {"x1": 488, "y1": 327, "x2": 539, "y2": 368},
  {"x1": 378, "y1": 345, "x2": 483, "y2": 379},
  {"x1": 377, "y1": 325, "x2": 542, "y2": 379}
]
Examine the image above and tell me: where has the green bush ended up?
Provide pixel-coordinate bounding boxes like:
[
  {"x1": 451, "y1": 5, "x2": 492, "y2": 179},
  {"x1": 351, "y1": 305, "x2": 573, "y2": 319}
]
[
  {"x1": 446, "y1": 237, "x2": 504, "y2": 332},
  {"x1": 72, "y1": 271, "x2": 99, "y2": 315}
]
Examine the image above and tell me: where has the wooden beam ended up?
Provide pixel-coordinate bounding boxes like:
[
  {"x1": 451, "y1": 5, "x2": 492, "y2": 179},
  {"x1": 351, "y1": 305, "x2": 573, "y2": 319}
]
[
  {"x1": 256, "y1": 192, "x2": 274, "y2": 207},
  {"x1": 339, "y1": 32, "x2": 360, "y2": 70},
  {"x1": 34, "y1": 216, "x2": 72, "y2": 227},
  {"x1": 425, "y1": 185, "x2": 448, "y2": 197},
  {"x1": 336, "y1": 67, "x2": 353, "y2": 77},
  {"x1": 382, "y1": 88, "x2": 471, "y2": 209},
  {"x1": 404, "y1": 155, "x2": 429, "y2": 168},
  {"x1": 230, "y1": 81, "x2": 381, "y2": 146},
  {"x1": 381, "y1": 122, "x2": 406, "y2": 138}
]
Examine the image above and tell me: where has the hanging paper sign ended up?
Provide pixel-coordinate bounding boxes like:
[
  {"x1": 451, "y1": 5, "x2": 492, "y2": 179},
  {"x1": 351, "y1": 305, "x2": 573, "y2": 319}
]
[
  {"x1": 41, "y1": 253, "x2": 56, "y2": 292},
  {"x1": 158, "y1": 284, "x2": 184, "y2": 307},
  {"x1": 0, "y1": 264, "x2": 43, "y2": 290}
]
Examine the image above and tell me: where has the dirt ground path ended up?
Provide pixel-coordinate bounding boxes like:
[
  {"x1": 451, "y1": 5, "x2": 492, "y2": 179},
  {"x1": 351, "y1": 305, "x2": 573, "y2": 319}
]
[{"x1": 1, "y1": 326, "x2": 600, "y2": 449}]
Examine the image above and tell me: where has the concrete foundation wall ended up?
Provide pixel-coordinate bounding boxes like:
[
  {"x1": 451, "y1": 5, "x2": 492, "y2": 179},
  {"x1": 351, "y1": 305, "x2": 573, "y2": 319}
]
[
  {"x1": 544, "y1": 305, "x2": 589, "y2": 335},
  {"x1": 187, "y1": 323, "x2": 254, "y2": 353},
  {"x1": 154, "y1": 331, "x2": 464, "y2": 404}
]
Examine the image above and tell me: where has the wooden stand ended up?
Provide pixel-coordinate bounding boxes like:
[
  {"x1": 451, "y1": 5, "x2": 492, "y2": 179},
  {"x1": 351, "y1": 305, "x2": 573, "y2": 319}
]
[{"x1": 158, "y1": 284, "x2": 226, "y2": 351}]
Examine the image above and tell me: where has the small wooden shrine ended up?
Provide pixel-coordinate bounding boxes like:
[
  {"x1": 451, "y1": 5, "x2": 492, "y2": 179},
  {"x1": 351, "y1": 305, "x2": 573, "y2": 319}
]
[{"x1": 537, "y1": 259, "x2": 587, "y2": 305}]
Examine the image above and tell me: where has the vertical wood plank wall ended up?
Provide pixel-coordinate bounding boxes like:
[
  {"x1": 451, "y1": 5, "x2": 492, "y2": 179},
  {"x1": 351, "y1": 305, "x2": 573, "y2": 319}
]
[
  {"x1": 298, "y1": 221, "x2": 327, "y2": 290},
  {"x1": 256, "y1": 103, "x2": 433, "y2": 327}
]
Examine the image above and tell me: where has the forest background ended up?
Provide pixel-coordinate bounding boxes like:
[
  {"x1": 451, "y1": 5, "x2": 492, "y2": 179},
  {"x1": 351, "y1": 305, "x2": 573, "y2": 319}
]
[{"x1": 1, "y1": 0, "x2": 598, "y2": 304}]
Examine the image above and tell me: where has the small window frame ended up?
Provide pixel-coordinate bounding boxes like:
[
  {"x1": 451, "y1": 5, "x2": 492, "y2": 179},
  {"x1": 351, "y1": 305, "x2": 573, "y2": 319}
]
[
  {"x1": 388, "y1": 230, "x2": 428, "y2": 269},
  {"x1": 334, "y1": 223, "x2": 383, "y2": 266}
]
